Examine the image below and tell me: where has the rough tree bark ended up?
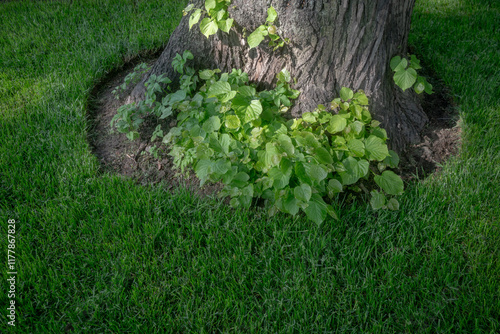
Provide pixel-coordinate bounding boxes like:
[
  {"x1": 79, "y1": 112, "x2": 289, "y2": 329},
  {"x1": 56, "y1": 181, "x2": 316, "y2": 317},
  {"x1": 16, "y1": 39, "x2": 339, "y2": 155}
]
[{"x1": 129, "y1": 0, "x2": 428, "y2": 153}]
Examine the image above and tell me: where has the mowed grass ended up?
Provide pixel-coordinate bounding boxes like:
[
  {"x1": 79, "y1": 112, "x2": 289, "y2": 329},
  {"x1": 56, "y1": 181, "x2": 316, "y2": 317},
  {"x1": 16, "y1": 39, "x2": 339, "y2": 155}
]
[{"x1": 0, "y1": 0, "x2": 499, "y2": 332}]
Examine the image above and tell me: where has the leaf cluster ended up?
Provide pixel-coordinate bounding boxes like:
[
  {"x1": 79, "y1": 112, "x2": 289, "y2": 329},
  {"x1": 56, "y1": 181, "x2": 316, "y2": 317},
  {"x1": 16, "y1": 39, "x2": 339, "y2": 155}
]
[
  {"x1": 110, "y1": 52, "x2": 405, "y2": 224},
  {"x1": 391, "y1": 55, "x2": 433, "y2": 94},
  {"x1": 184, "y1": 0, "x2": 234, "y2": 38},
  {"x1": 110, "y1": 53, "x2": 404, "y2": 224},
  {"x1": 111, "y1": 63, "x2": 149, "y2": 99},
  {"x1": 247, "y1": 6, "x2": 288, "y2": 50},
  {"x1": 110, "y1": 51, "x2": 198, "y2": 140},
  {"x1": 184, "y1": 2, "x2": 287, "y2": 50}
]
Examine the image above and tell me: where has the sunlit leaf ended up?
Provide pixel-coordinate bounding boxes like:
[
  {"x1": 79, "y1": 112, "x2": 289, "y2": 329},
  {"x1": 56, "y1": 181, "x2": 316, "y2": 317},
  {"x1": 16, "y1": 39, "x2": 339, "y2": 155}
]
[
  {"x1": 200, "y1": 18, "x2": 218, "y2": 38},
  {"x1": 374, "y1": 171, "x2": 404, "y2": 195}
]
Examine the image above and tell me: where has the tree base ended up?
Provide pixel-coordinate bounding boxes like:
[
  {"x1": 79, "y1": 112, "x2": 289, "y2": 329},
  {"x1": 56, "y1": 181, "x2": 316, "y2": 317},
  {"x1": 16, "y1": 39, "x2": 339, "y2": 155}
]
[{"x1": 128, "y1": 0, "x2": 426, "y2": 152}]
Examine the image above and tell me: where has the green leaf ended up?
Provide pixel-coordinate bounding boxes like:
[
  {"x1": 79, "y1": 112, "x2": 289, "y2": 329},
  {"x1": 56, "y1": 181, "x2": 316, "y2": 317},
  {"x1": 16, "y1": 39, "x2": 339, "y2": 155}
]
[
  {"x1": 424, "y1": 80, "x2": 434, "y2": 94},
  {"x1": 340, "y1": 87, "x2": 354, "y2": 101},
  {"x1": 326, "y1": 204, "x2": 339, "y2": 220},
  {"x1": 349, "y1": 121, "x2": 365, "y2": 136},
  {"x1": 189, "y1": 9, "x2": 202, "y2": 30},
  {"x1": 384, "y1": 150, "x2": 400, "y2": 168},
  {"x1": 189, "y1": 124, "x2": 206, "y2": 138},
  {"x1": 281, "y1": 158, "x2": 293, "y2": 174},
  {"x1": 194, "y1": 159, "x2": 213, "y2": 181},
  {"x1": 219, "y1": 133, "x2": 230, "y2": 153},
  {"x1": 258, "y1": 176, "x2": 274, "y2": 191},
  {"x1": 306, "y1": 163, "x2": 327, "y2": 183},
  {"x1": 351, "y1": 104, "x2": 363, "y2": 119},
  {"x1": 415, "y1": 76, "x2": 432, "y2": 95},
  {"x1": 268, "y1": 167, "x2": 290, "y2": 189},
  {"x1": 414, "y1": 81, "x2": 425, "y2": 94},
  {"x1": 182, "y1": 50, "x2": 194, "y2": 60},
  {"x1": 232, "y1": 95, "x2": 263, "y2": 123},
  {"x1": 314, "y1": 147, "x2": 333, "y2": 164},
  {"x1": 360, "y1": 108, "x2": 372, "y2": 122},
  {"x1": 318, "y1": 113, "x2": 332, "y2": 124},
  {"x1": 304, "y1": 194, "x2": 327, "y2": 225},
  {"x1": 283, "y1": 193, "x2": 299, "y2": 215},
  {"x1": 199, "y1": 69, "x2": 215, "y2": 80},
  {"x1": 240, "y1": 195, "x2": 253, "y2": 208},
  {"x1": 247, "y1": 99, "x2": 264, "y2": 123},
  {"x1": 339, "y1": 157, "x2": 369, "y2": 185},
  {"x1": 218, "y1": 18, "x2": 234, "y2": 33},
  {"x1": 215, "y1": 8, "x2": 226, "y2": 21},
  {"x1": 327, "y1": 179, "x2": 343, "y2": 194},
  {"x1": 232, "y1": 172, "x2": 250, "y2": 187},
  {"x1": 410, "y1": 54, "x2": 422, "y2": 70},
  {"x1": 266, "y1": 6, "x2": 278, "y2": 23},
  {"x1": 195, "y1": 144, "x2": 214, "y2": 159},
  {"x1": 183, "y1": 4, "x2": 194, "y2": 13},
  {"x1": 330, "y1": 98, "x2": 340, "y2": 110},
  {"x1": 159, "y1": 106, "x2": 172, "y2": 119},
  {"x1": 207, "y1": 81, "x2": 231, "y2": 97},
  {"x1": 202, "y1": 116, "x2": 221, "y2": 133},
  {"x1": 295, "y1": 162, "x2": 311, "y2": 185},
  {"x1": 247, "y1": 27, "x2": 266, "y2": 49},
  {"x1": 268, "y1": 205, "x2": 279, "y2": 217},
  {"x1": 347, "y1": 138, "x2": 365, "y2": 157},
  {"x1": 213, "y1": 159, "x2": 231, "y2": 175},
  {"x1": 277, "y1": 69, "x2": 291, "y2": 83},
  {"x1": 394, "y1": 57, "x2": 408, "y2": 72},
  {"x1": 302, "y1": 112, "x2": 317, "y2": 123},
  {"x1": 219, "y1": 90, "x2": 237, "y2": 103},
  {"x1": 371, "y1": 127, "x2": 388, "y2": 140},
  {"x1": 296, "y1": 132, "x2": 320, "y2": 148},
  {"x1": 229, "y1": 198, "x2": 240, "y2": 208},
  {"x1": 339, "y1": 101, "x2": 350, "y2": 110},
  {"x1": 394, "y1": 67, "x2": 417, "y2": 91},
  {"x1": 241, "y1": 184, "x2": 254, "y2": 197},
  {"x1": 370, "y1": 190, "x2": 386, "y2": 210},
  {"x1": 205, "y1": 0, "x2": 216, "y2": 11},
  {"x1": 200, "y1": 18, "x2": 218, "y2": 38},
  {"x1": 294, "y1": 183, "x2": 311, "y2": 202},
  {"x1": 269, "y1": 121, "x2": 287, "y2": 135},
  {"x1": 390, "y1": 56, "x2": 403, "y2": 71},
  {"x1": 126, "y1": 131, "x2": 139, "y2": 141},
  {"x1": 374, "y1": 170, "x2": 404, "y2": 195},
  {"x1": 387, "y1": 198, "x2": 400, "y2": 211},
  {"x1": 209, "y1": 133, "x2": 230, "y2": 154},
  {"x1": 333, "y1": 161, "x2": 346, "y2": 172},
  {"x1": 237, "y1": 86, "x2": 256, "y2": 97},
  {"x1": 277, "y1": 134, "x2": 295, "y2": 156},
  {"x1": 353, "y1": 91, "x2": 369, "y2": 105},
  {"x1": 224, "y1": 115, "x2": 241, "y2": 129},
  {"x1": 365, "y1": 135, "x2": 389, "y2": 161},
  {"x1": 169, "y1": 89, "x2": 187, "y2": 104},
  {"x1": 262, "y1": 142, "x2": 281, "y2": 167},
  {"x1": 326, "y1": 115, "x2": 347, "y2": 134}
]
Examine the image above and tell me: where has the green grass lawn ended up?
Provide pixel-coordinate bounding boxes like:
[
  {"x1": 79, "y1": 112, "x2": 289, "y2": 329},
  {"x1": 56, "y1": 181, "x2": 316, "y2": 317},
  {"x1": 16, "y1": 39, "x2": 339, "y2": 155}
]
[{"x1": 1, "y1": 0, "x2": 499, "y2": 332}]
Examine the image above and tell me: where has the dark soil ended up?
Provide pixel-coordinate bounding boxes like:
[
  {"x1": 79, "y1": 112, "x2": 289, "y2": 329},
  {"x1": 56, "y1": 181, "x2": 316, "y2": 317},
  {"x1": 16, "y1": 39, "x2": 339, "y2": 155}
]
[
  {"x1": 396, "y1": 70, "x2": 461, "y2": 180},
  {"x1": 86, "y1": 53, "x2": 223, "y2": 197},
  {"x1": 86, "y1": 55, "x2": 461, "y2": 196}
]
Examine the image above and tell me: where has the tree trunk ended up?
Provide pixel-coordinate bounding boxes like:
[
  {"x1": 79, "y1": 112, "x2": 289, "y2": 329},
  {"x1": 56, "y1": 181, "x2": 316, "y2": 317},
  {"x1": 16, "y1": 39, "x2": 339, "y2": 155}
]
[{"x1": 129, "y1": 0, "x2": 427, "y2": 153}]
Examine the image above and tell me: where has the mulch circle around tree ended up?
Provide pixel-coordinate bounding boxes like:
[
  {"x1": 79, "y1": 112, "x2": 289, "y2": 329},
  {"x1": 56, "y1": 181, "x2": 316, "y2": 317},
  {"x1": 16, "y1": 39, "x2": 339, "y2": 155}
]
[{"x1": 87, "y1": 55, "x2": 461, "y2": 198}]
